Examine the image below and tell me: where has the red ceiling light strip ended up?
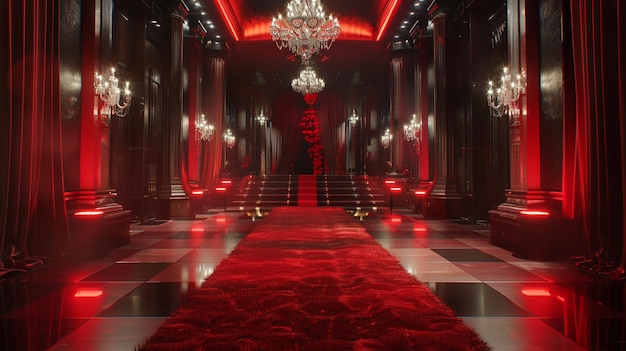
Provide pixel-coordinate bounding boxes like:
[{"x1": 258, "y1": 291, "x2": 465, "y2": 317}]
[
  {"x1": 214, "y1": 0, "x2": 241, "y2": 41},
  {"x1": 375, "y1": 0, "x2": 400, "y2": 41}
]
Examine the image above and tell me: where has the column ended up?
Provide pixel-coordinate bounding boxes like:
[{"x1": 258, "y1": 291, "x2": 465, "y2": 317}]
[
  {"x1": 156, "y1": 1, "x2": 189, "y2": 219},
  {"x1": 488, "y1": 0, "x2": 562, "y2": 259},
  {"x1": 423, "y1": 2, "x2": 461, "y2": 218},
  {"x1": 413, "y1": 26, "x2": 432, "y2": 185},
  {"x1": 65, "y1": 0, "x2": 131, "y2": 253},
  {"x1": 389, "y1": 48, "x2": 413, "y2": 173},
  {"x1": 185, "y1": 20, "x2": 207, "y2": 182}
]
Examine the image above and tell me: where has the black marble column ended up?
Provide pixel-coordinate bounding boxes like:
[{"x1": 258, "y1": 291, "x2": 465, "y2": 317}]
[{"x1": 423, "y1": 2, "x2": 461, "y2": 218}]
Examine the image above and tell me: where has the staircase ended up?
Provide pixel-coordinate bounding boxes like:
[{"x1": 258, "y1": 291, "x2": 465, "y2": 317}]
[{"x1": 231, "y1": 175, "x2": 387, "y2": 215}]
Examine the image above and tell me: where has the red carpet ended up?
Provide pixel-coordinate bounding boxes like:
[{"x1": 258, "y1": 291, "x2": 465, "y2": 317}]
[
  {"x1": 138, "y1": 207, "x2": 490, "y2": 350},
  {"x1": 298, "y1": 174, "x2": 317, "y2": 206}
]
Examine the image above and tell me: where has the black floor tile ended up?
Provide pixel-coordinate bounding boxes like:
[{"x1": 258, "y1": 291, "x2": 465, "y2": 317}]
[
  {"x1": 98, "y1": 282, "x2": 200, "y2": 317},
  {"x1": 81, "y1": 263, "x2": 170, "y2": 282},
  {"x1": 432, "y1": 248, "x2": 503, "y2": 262},
  {"x1": 428, "y1": 282, "x2": 533, "y2": 317}
]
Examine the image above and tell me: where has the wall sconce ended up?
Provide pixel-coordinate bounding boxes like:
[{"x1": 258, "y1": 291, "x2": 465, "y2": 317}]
[
  {"x1": 223, "y1": 128, "x2": 235, "y2": 148},
  {"x1": 94, "y1": 67, "x2": 131, "y2": 118},
  {"x1": 486, "y1": 67, "x2": 525, "y2": 119},
  {"x1": 381, "y1": 128, "x2": 393, "y2": 148},
  {"x1": 403, "y1": 113, "x2": 421, "y2": 145},
  {"x1": 348, "y1": 110, "x2": 359, "y2": 126},
  {"x1": 195, "y1": 114, "x2": 215, "y2": 141},
  {"x1": 256, "y1": 110, "x2": 268, "y2": 125}
]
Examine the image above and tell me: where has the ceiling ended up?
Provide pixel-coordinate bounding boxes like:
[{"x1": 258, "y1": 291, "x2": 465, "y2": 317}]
[{"x1": 186, "y1": 0, "x2": 432, "y2": 94}]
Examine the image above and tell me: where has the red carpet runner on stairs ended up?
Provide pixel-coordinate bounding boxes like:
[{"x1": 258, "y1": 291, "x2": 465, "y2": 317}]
[
  {"x1": 297, "y1": 174, "x2": 317, "y2": 207},
  {"x1": 138, "y1": 207, "x2": 491, "y2": 350}
]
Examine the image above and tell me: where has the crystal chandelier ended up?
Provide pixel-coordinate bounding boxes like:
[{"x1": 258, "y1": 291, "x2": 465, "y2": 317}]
[
  {"x1": 381, "y1": 128, "x2": 393, "y2": 148},
  {"x1": 403, "y1": 114, "x2": 421, "y2": 144},
  {"x1": 486, "y1": 67, "x2": 526, "y2": 118},
  {"x1": 94, "y1": 67, "x2": 131, "y2": 117},
  {"x1": 223, "y1": 128, "x2": 235, "y2": 148},
  {"x1": 269, "y1": 0, "x2": 340, "y2": 65},
  {"x1": 348, "y1": 110, "x2": 359, "y2": 126},
  {"x1": 256, "y1": 110, "x2": 268, "y2": 125},
  {"x1": 292, "y1": 66, "x2": 325, "y2": 95},
  {"x1": 195, "y1": 114, "x2": 215, "y2": 141}
]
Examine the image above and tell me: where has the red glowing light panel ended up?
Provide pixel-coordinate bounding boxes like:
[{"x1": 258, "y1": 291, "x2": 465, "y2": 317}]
[
  {"x1": 520, "y1": 210, "x2": 550, "y2": 216},
  {"x1": 192, "y1": 190, "x2": 204, "y2": 195},
  {"x1": 415, "y1": 190, "x2": 426, "y2": 195},
  {"x1": 220, "y1": 179, "x2": 232, "y2": 184},
  {"x1": 390, "y1": 187, "x2": 402, "y2": 192},
  {"x1": 74, "y1": 210, "x2": 104, "y2": 216},
  {"x1": 215, "y1": 187, "x2": 227, "y2": 192},
  {"x1": 384, "y1": 180, "x2": 396, "y2": 184},
  {"x1": 74, "y1": 289, "x2": 104, "y2": 298},
  {"x1": 521, "y1": 288, "x2": 551, "y2": 297}
]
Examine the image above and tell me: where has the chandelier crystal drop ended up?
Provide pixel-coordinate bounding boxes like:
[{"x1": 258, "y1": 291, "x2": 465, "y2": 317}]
[
  {"x1": 269, "y1": 0, "x2": 340, "y2": 65},
  {"x1": 223, "y1": 128, "x2": 236, "y2": 148},
  {"x1": 403, "y1": 114, "x2": 421, "y2": 144},
  {"x1": 292, "y1": 66, "x2": 325, "y2": 95},
  {"x1": 195, "y1": 114, "x2": 215, "y2": 141},
  {"x1": 94, "y1": 67, "x2": 131, "y2": 117},
  {"x1": 486, "y1": 67, "x2": 526, "y2": 118}
]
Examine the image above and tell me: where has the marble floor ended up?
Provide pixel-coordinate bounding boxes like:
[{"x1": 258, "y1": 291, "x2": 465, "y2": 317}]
[{"x1": 1, "y1": 208, "x2": 624, "y2": 350}]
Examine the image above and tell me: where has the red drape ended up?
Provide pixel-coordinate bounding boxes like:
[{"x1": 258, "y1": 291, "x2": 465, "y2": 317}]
[
  {"x1": 316, "y1": 91, "x2": 346, "y2": 174},
  {"x1": 2, "y1": 0, "x2": 71, "y2": 267},
  {"x1": 200, "y1": 56, "x2": 225, "y2": 190},
  {"x1": 566, "y1": 0, "x2": 625, "y2": 273},
  {"x1": 271, "y1": 91, "x2": 302, "y2": 174}
]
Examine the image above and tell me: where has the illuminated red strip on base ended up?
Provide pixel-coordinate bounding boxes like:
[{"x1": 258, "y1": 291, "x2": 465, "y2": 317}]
[
  {"x1": 74, "y1": 289, "x2": 103, "y2": 298},
  {"x1": 220, "y1": 180, "x2": 232, "y2": 184},
  {"x1": 521, "y1": 288, "x2": 551, "y2": 297},
  {"x1": 520, "y1": 210, "x2": 550, "y2": 216},
  {"x1": 75, "y1": 210, "x2": 104, "y2": 216},
  {"x1": 414, "y1": 190, "x2": 426, "y2": 195},
  {"x1": 215, "y1": 187, "x2": 227, "y2": 192},
  {"x1": 192, "y1": 190, "x2": 204, "y2": 195},
  {"x1": 390, "y1": 187, "x2": 402, "y2": 192}
]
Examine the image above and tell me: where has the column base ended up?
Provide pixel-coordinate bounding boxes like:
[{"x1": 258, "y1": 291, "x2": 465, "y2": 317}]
[
  {"x1": 423, "y1": 178, "x2": 461, "y2": 219},
  {"x1": 65, "y1": 190, "x2": 131, "y2": 254},
  {"x1": 489, "y1": 190, "x2": 561, "y2": 260},
  {"x1": 155, "y1": 197, "x2": 191, "y2": 219}
]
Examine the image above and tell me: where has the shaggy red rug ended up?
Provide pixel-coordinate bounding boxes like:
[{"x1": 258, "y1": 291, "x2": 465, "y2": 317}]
[{"x1": 138, "y1": 207, "x2": 490, "y2": 351}]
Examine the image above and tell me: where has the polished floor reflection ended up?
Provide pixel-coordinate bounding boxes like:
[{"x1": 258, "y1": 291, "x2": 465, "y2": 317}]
[{"x1": 1, "y1": 209, "x2": 623, "y2": 350}]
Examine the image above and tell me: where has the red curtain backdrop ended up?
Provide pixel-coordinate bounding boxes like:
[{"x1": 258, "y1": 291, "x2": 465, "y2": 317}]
[
  {"x1": 1, "y1": 0, "x2": 71, "y2": 265},
  {"x1": 271, "y1": 91, "x2": 302, "y2": 174},
  {"x1": 316, "y1": 91, "x2": 346, "y2": 175},
  {"x1": 200, "y1": 56, "x2": 225, "y2": 189},
  {"x1": 566, "y1": 0, "x2": 626, "y2": 272}
]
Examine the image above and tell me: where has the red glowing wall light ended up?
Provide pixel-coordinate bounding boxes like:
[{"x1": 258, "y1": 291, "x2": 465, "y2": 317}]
[
  {"x1": 375, "y1": 0, "x2": 400, "y2": 41},
  {"x1": 74, "y1": 210, "x2": 104, "y2": 216},
  {"x1": 220, "y1": 180, "x2": 232, "y2": 184},
  {"x1": 521, "y1": 288, "x2": 551, "y2": 297},
  {"x1": 390, "y1": 187, "x2": 402, "y2": 192},
  {"x1": 414, "y1": 190, "x2": 426, "y2": 195},
  {"x1": 215, "y1": 187, "x2": 227, "y2": 192},
  {"x1": 384, "y1": 180, "x2": 396, "y2": 184},
  {"x1": 215, "y1": 0, "x2": 241, "y2": 41},
  {"x1": 192, "y1": 190, "x2": 204, "y2": 195},
  {"x1": 520, "y1": 210, "x2": 550, "y2": 216},
  {"x1": 74, "y1": 289, "x2": 103, "y2": 298}
]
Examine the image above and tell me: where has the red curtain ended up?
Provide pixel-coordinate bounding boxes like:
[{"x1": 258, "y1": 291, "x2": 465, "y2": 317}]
[
  {"x1": 1, "y1": 0, "x2": 71, "y2": 267},
  {"x1": 271, "y1": 91, "x2": 302, "y2": 174},
  {"x1": 316, "y1": 91, "x2": 346, "y2": 175},
  {"x1": 566, "y1": 0, "x2": 626, "y2": 274},
  {"x1": 200, "y1": 56, "x2": 225, "y2": 189}
]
